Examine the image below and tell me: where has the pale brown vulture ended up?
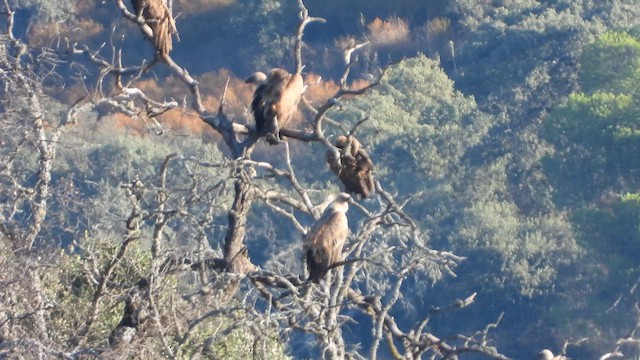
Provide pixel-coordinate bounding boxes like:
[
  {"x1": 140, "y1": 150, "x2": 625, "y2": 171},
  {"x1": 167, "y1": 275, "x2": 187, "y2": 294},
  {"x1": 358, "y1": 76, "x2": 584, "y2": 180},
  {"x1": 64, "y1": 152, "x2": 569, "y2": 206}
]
[
  {"x1": 245, "y1": 68, "x2": 304, "y2": 145},
  {"x1": 326, "y1": 135, "x2": 375, "y2": 199},
  {"x1": 536, "y1": 349, "x2": 569, "y2": 360},
  {"x1": 304, "y1": 193, "x2": 351, "y2": 282},
  {"x1": 131, "y1": 0, "x2": 177, "y2": 55}
]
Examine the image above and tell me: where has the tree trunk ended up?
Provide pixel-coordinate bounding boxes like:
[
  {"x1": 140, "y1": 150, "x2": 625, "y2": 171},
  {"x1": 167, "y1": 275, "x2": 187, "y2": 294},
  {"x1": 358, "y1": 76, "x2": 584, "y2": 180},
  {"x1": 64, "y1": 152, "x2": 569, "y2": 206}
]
[{"x1": 223, "y1": 179, "x2": 256, "y2": 274}]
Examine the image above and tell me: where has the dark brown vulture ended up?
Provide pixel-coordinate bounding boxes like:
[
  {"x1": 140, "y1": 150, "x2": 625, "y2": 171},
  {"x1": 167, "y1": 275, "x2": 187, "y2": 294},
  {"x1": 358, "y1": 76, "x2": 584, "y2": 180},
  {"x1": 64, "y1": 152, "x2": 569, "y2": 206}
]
[
  {"x1": 246, "y1": 68, "x2": 304, "y2": 145},
  {"x1": 326, "y1": 135, "x2": 375, "y2": 199},
  {"x1": 304, "y1": 193, "x2": 351, "y2": 283},
  {"x1": 131, "y1": 0, "x2": 177, "y2": 55},
  {"x1": 536, "y1": 349, "x2": 569, "y2": 360}
]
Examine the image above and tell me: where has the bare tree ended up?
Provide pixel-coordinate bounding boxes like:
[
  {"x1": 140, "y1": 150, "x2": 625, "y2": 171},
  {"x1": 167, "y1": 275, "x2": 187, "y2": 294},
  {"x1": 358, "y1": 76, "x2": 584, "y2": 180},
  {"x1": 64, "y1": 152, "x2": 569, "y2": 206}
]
[{"x1": 0, "y1": 0, "x2": 513, "y2": 359}]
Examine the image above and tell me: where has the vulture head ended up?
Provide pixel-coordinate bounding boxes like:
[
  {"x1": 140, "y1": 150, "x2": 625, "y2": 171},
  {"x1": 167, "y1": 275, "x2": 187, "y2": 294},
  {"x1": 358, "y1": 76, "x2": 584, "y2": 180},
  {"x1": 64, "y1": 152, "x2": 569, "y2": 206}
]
[
  {"x1": 246, "y1": 68, "x2": 304, "y2": 145},
  {"x1": 304, "y1": 193, "x2": 352, "y2": 282},
  {"x1": 326, "y1": 135, "x2": 375, "y2": 199},
  {"x1": 535, "y1": 349, "x2": 568, "y2": 360},
  {"x1": 131, "y1": 0, "x2": 178, "y2": 55}
]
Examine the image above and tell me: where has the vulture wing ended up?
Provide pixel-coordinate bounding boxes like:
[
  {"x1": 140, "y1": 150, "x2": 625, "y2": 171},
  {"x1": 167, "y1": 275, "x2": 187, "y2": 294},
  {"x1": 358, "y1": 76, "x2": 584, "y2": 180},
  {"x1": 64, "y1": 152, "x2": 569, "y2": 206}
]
[
  {"x1": 248, "y1": 69, "x2": 303, "y2": 145},
  {"x1": 327, "y1": 136, "x2": 375, "y2": 199},
  {"x1": 250, "y1": 83, "x2": 268, "y2": 133},
  {"x1": 275, "y1": 72, "x2": 304, "y2": 131},
  {"x1": 304, "y1": 206, "x2": 349, "y2": 283},
  {"x1": 131, "y1": 0, "x2": 176, "y2": 55},
  {"x1": 355, "y1": 148, "x2": 375, "y2": 197}
]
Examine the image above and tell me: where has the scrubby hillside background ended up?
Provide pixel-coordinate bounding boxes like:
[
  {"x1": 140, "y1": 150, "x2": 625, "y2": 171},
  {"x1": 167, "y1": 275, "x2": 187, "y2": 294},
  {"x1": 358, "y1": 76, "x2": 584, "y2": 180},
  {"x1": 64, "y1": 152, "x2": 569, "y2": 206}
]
[{"x1": 3, "y1": 0, "x2": 640, "y2": 358}]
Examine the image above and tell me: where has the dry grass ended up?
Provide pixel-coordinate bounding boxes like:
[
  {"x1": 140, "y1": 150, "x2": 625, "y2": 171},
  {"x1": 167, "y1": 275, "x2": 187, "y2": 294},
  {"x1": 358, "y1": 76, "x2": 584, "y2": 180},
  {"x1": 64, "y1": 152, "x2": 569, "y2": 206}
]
[{"x1": 367, "y1": 17, "x2": 410, "y2": 48}]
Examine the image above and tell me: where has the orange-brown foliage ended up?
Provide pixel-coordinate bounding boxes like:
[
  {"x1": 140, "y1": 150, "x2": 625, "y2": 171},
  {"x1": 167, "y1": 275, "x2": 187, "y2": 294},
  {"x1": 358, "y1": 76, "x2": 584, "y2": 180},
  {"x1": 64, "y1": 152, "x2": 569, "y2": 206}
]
[
  {"x1": 367, "y1": 17, "x2": 410, "y2": 48},
  {"x1": 304, "y1": 74, "x2": 371, "y2": 105},
  {"x1": 106, "y1": 69, "x2": 252, "y2": 139},
  {"x1": 104, "y1": 108, "x2": 221, "y2": 142},
  {"x1": 29, "y1": 19, "x2": 103, "y2": 49},
  {"x1": 133, "y1": 79, "x2": 167, "y2": 101},
  {"x1": 104, "y1": 70, "x2": 371, "y2": 144},
  {"x1": 75, "y1": 0, "x2": 97, "y2": 14},
  {"x1": 304, "y1": 74, "x2": 341, "y2": 107},
  {"x1": 106, "y1": 113, "x2": 147, "y2": 137},
  {"x1": 196, "y1": 68, "x2": 255, "y2": 115},
  {"x1": 426, "y1": 17, "x2": 451, "y2": 38},
  {"x1": 419, "y1": 17, "x2": 452, "y2": 54},
  {"x1": 160, "y1": 109, "x2": 220, "y2": 141},
  {"x1": 350, "y1": 79, "x2": 371, "y2": 92}
]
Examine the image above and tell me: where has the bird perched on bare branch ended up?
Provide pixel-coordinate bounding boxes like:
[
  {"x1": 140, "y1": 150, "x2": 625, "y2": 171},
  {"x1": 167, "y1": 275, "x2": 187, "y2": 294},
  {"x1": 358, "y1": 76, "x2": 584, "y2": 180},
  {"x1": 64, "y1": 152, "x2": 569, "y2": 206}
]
[
  {"x1": 131, "y1": 0, "x2": 178, "y2": 55},
  {"x1": 304, "y1": 193, "x2": 352, "y2": 282},
  {"x1": 246, "y1": 68, "x2": 304, "y2": 145},
  {"x1": 536, "y1": 349, "x2": 569, "y2": 360},
  {"x1": 326, "y1": 135, "x2": 375, "y2": 199}
]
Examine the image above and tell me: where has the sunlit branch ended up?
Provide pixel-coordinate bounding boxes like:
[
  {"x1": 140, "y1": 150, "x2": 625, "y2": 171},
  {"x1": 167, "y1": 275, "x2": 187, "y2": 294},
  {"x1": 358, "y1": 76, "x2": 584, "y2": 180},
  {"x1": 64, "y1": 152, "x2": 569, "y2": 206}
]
[{"x1": 294, "y1": 0, "x2": 326, "y2": 74}]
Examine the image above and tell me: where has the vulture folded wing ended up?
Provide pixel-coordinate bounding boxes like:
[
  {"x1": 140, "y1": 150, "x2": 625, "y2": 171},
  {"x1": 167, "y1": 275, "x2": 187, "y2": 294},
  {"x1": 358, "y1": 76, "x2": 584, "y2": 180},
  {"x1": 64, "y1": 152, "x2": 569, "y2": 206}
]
[
  {"x1": 148, "y1": 0, "x2": 173, "y2": 54},
  {"x1": 246, "y1": 68, "x2": 303, "y2": 144},
  {"x1": 262, "y1": 69, "x2": 289, "y2": 141},
  {"x1": 251, "y1": 83, "x2": 268, "y2": 133},
  {"x1": 131, "y1": 0, "x2": 175, "y2": 55},
  {"x1": 356, "y1": 149, "x2": 375, "y2": 197},
  {"x1": 327, "y1": 136, "x2": 376, "y2": 199},
  {"x1": 304, "y1": 208, "x2": 349, "y2": 282},
  {"x1": 276, "y1": 72, "x2": 304, "y2": 131}
]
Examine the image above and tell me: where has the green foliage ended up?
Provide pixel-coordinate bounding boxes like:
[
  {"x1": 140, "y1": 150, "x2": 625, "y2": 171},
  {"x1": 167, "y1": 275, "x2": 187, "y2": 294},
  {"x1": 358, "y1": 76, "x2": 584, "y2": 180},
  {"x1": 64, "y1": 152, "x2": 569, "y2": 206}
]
[
  {"x1": 325, "y1": 55, "x2": 582, "y2": 301},
  {"x1": 48, "y1": 121, "x2": 230, "y2": 242},
  {"x1": 10, "y1": 0, "x2": 75, "y2": 22},
  {"x1": 539, "y1": 29, "x2": 640, "y2": 356},
  {"x1": 544, "y1": 90, "x2": 640, "y2": 203},
  {"x1": 574, "y1": 193, "x2": 640, "y2": 256},
  {"x1": 453, "y1": 1, "x2": 596, "y2": 102},
  {"x1": 581, "y1": 31, "x2": 640, "y2": 94},
  {"x1": 43, "y1": 236, "x2": 151, "y2": 345},
  {"x1": 36, "y1": 234, "x2": 290, "y2": 359},
  {"x1": 334, "y1": 55, "x2": 489, "y2": 189},
  {"x1": 182, "y1": 316, "x2": 290, "y2": 360},
  {"x1": 453, "y1": 158, "x2": 580, "y2": 297}
]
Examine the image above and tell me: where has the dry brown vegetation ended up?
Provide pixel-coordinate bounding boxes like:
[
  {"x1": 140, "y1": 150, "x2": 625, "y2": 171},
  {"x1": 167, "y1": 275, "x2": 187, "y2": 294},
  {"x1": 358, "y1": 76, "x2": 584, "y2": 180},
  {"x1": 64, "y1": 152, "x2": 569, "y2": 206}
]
[{"x1": 367, "y1": 17, "x2": 410, "y2": 48}]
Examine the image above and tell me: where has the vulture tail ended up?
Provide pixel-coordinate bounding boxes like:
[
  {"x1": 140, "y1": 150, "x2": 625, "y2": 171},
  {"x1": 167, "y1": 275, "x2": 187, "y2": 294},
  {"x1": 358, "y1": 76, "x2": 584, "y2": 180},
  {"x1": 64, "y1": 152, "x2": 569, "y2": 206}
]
[
  {"x1": 154, "y1": 21, "x2": 172, "y2": 55},
  {"x1": 306, "y1": 250, "x2": 329, "y2": 283}
]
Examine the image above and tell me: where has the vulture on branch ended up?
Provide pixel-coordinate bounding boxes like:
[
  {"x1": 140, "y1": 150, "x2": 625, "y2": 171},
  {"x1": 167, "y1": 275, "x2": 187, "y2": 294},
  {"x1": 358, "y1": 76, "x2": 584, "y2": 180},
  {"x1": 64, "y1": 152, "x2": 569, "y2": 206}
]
[
  {"x1": 246, "y1": 68, "x2": 304, "y2": 145},
  {"x1": 304, "y1": 193, "x2": 352, "y2": 283},
  {"x1": 326, "y1": 135, "x2": 375, "y2": 199},
  {"x1": 131, "y1": 0, "x2": 177, "y2": 55}
]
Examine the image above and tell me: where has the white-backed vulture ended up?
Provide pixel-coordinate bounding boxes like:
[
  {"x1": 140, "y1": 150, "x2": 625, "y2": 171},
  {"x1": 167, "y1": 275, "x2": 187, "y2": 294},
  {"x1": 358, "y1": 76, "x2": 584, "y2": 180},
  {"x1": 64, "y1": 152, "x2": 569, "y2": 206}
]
[
  {"x1": 246, "y1": 68, "x2": 304, "y2": 145},
  {"x1": 303, "y1": 193, "x2": 351, "y2": 282},
  {"x1": 326, "y1": 135, "x2": 375, "y2": 199},
  {"x1": 131, "y1": 0, "x2": 177, "y2": 55},
  {"x1": 536, "y1": 349, "x2": 569, "y2": 360}
]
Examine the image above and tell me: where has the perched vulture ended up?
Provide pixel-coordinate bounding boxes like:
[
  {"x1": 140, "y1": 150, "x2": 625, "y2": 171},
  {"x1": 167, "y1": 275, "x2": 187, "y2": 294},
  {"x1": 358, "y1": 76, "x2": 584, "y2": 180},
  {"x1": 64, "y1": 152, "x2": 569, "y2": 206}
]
[
  {"x1": 536, "y1": 349, "x2": 569, "y2": 360},
  {"x1": 131, "y1": 0, "x2": 177, "y2": 55},
  {"x1": 246, "y1": 68, "x2": 304, "y2": 145},
  {"x1": 304, "y1": 193, "x2": 352, "y2": 283},
  {"x1": 108, "y1": 279, "x2": 149, "y2": 346},
  {"x1": 326, "y1": 135, "x2": 375, "y2": 199}
]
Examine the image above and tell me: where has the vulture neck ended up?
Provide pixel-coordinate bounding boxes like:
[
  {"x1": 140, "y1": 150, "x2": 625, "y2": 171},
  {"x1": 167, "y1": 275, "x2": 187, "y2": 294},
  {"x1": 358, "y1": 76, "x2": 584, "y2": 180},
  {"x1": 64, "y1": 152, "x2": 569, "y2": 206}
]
[{"x1": 328, "y1": 201, "x2": 349, "y2": 214}]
